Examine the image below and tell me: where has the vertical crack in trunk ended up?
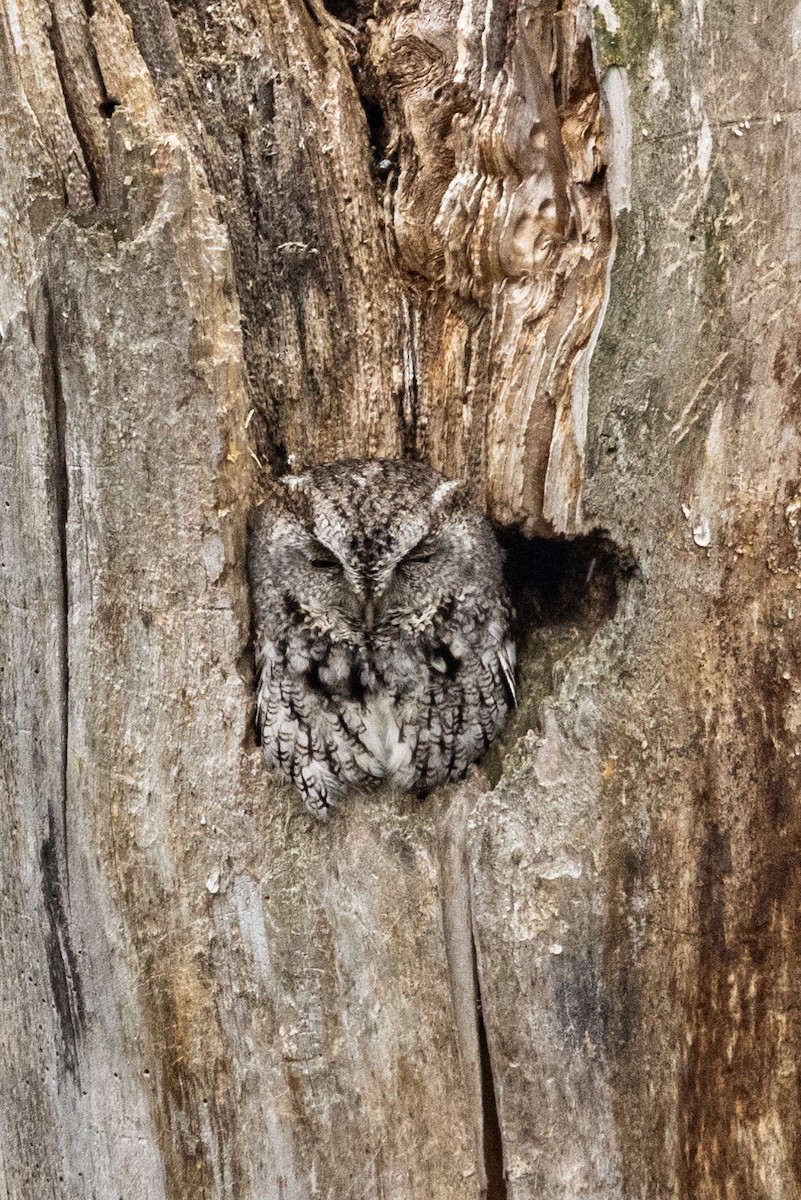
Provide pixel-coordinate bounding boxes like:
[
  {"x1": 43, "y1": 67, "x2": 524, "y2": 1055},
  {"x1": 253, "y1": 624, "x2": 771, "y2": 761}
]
[
  {"x1": 40, "y1": 809, "x2": 86, "y2": 1082},
  {"x1": 46, "y1": 15, "x2": 100, "y2": 204},
  {"x1": 441, "y1": 797, "x2": 508, "y2": 1198},
  {"x1": 46, "y1": 2, "x2": 116, "y2": 205},
  {"x1": 43, "y1": 280, "x2": 71, "y2": 893},
  {"x1": 472, "y1": 935, "x2": 508, "y2": 1200},
  {"x1": 37, "y1": 277, "x2": 85, "y2": 1081},
  {"x1": 399, "y1": 297, "x2": 420, "y2": 456}
]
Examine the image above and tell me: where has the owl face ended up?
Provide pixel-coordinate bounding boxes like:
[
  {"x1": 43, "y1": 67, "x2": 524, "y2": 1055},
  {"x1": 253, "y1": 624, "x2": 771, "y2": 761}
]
[
  {"x1": 249, "y1": 458, "x2": 515, "y2": 815},
  {"x1": 270, "y1": 460, "x2": 493, "y2": 639}
]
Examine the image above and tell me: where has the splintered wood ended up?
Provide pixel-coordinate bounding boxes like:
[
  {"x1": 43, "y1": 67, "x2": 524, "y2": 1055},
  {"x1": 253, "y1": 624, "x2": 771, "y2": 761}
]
[{"x1": 366, "y1": 0, "x2": 611, "y2": 533}]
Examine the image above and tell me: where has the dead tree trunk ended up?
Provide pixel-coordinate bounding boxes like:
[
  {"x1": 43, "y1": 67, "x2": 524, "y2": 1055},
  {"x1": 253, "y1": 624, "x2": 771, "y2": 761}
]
[{"x1": 2, "y1": 0, "x2": 800, "y2": 1197}]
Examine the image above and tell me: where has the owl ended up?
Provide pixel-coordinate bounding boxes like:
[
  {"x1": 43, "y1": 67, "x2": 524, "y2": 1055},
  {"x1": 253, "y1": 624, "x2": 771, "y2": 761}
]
[{"x1": 248, "y1": 459, "x2": 515, "y2": 816}]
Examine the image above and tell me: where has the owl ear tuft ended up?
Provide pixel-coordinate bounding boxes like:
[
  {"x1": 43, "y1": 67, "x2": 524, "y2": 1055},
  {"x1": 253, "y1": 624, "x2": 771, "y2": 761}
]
[{"x1": 431, "y1": 479, "x2": 462, "y2": 507}]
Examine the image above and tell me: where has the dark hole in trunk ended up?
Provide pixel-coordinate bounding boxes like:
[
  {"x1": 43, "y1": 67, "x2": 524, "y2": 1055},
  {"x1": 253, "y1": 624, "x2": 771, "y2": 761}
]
[
  {"x1": 499, "y1": 529, "x2": 628, "y2": 639},
  {"x1": 359, "y1": 96, "x2": 389, "y2": 168},
  {"x1": 482, "y1": 529, "x2": 635, "y2": 781}
]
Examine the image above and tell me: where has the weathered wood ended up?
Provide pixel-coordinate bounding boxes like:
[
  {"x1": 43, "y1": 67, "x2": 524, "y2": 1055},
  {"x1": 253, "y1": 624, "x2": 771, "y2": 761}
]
[
  {"x1": 3, "y1": 0, "x2": 801, "y2": 1197},
  {"x1": 583, "y1": 7, "x2": 801, "y2": 1195}
]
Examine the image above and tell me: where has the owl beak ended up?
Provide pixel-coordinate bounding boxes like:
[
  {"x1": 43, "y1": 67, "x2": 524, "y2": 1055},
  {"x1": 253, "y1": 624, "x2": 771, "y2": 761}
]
[{"x1": 363, "y1": 597, "x2": 376, "y2": 630}]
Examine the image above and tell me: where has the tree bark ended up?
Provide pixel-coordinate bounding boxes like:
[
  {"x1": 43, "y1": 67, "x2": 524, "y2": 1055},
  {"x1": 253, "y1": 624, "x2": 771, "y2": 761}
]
[{"x1": 2, "y1": 1, "x2": 800, "y2": 1198}]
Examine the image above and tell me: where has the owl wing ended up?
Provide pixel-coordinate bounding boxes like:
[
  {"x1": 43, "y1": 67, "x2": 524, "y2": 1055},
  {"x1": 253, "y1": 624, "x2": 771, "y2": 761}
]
[
  {"x1": 396, "y1": 603, "x2": 515, "y2": 793},
  {"x1": 498, "y1": 638, "x2": 517, "y2": 708}
]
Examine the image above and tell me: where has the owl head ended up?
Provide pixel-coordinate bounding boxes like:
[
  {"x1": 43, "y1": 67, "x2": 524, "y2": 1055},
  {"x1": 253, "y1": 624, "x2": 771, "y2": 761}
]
[{"x1": 254, "y1": 459, "x2": 504, "y2": 640}]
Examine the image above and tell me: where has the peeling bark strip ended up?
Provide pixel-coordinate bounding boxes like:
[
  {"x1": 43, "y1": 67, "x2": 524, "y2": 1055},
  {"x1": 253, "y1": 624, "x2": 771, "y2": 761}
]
[{"x1": 4, "y1": 0, "x2": 801, "y2": 1199}]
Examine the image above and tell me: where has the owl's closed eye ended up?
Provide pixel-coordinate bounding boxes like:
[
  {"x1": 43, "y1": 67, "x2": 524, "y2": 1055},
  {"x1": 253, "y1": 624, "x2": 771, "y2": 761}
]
[{"x1": 248, "y1": 458, "x2": 515, "y2": 816}]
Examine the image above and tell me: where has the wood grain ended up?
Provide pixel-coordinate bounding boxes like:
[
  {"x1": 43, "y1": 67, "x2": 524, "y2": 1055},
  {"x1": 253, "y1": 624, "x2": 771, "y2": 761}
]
[{"x1": 3, "y1": 0, "x2": 801, "y2": 1197}]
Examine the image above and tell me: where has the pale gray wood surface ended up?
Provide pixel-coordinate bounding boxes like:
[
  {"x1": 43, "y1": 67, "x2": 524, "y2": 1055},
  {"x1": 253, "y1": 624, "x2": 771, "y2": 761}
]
[{"x1": 2, "y1": 1, "x2": 801, "y2": 1197}]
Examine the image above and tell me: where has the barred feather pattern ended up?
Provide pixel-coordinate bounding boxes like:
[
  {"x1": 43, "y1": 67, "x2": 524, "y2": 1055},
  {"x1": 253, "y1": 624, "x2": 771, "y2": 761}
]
[{"x1": 249, "y1": 459, "x2": 515, "y2": 816}]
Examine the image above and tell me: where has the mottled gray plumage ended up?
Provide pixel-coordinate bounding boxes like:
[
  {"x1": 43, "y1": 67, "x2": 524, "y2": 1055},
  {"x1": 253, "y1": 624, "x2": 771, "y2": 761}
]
[{"x1": 248, "y1": 459, "x2": 515, "y2": 816}]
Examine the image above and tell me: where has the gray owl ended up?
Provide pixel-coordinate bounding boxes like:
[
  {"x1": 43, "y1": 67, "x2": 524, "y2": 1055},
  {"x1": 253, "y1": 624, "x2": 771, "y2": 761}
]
[{"x1": 248, "y1": 459, "x2": 515, "y2": 816}]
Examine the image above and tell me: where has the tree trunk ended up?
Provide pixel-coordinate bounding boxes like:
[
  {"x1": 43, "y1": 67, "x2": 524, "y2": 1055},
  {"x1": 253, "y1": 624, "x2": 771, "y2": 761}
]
[{"x1": 2, "y1": 0, "x2": 800, "y2": 1197}]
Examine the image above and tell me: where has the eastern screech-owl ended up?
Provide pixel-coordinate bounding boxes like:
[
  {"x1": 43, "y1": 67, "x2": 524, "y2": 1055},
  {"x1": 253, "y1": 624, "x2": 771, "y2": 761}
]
[{"x1": 248, "y1": 459, "x2": 515, "y2": 816}]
